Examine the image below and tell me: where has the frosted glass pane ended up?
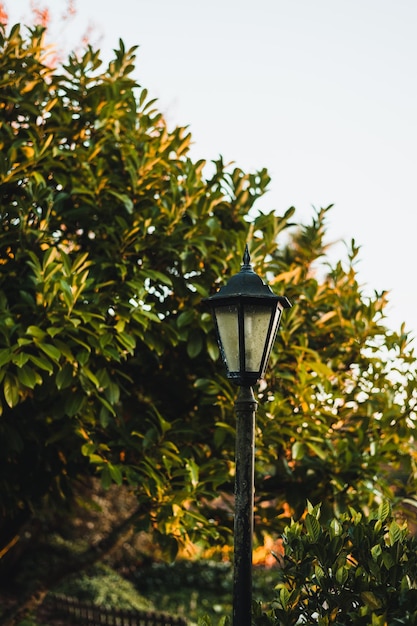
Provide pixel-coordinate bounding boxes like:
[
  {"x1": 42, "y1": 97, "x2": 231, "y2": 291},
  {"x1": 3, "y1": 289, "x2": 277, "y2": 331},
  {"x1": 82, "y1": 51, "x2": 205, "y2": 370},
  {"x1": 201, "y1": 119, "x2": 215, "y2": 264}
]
[
  {"x1": 216, "y1": 306, "x2": 239, "y2": 372},
  {"x1": 262, "y1": 307, "x2": 282, "y2": 372},
  {"x1": 244, "y1": 306, "x2": 272, "y2": 371}
]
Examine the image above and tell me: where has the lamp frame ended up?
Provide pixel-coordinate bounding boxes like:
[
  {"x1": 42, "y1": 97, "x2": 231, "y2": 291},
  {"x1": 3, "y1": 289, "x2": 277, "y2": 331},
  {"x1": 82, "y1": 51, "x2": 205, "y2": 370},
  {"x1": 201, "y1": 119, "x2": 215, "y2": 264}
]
[{"x1": 204, "y1": 245, "x2": 291, "y2": 387}]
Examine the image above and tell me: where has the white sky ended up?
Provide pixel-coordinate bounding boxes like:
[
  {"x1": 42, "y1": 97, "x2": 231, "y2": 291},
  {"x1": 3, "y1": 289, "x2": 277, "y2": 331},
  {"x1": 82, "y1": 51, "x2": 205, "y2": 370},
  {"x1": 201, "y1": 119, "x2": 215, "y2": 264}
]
[{"x1": 6, "y1": 0, "x2": 417, "y2": 340}]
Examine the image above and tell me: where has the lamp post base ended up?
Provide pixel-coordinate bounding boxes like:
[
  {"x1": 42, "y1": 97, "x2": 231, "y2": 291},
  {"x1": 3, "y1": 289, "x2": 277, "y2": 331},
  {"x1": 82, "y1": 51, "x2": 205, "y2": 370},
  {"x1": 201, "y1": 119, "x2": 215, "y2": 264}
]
[{"x1": 233, "y1": 386, "x2": 257, "y2": 626}]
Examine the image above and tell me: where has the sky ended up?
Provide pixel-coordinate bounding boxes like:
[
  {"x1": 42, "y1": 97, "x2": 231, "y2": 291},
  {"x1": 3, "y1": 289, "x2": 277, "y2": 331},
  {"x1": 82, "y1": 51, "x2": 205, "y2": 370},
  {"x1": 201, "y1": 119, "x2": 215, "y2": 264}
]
[{"x1": 6, "y1": 0, "x2": 417, "y2": 340}]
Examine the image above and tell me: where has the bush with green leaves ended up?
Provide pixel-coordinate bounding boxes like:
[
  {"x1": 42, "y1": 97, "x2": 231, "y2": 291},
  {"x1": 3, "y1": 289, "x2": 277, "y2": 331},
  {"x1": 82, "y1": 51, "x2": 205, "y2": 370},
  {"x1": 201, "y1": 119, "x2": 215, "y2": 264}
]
[
  {"x1": 198, "y1": 617, "x2": 229, "y2": 626},
  {"x1": 254, "y1": 502, "x2": 417, "y2": 625},
  {"x1": 54, "y1": 563, "x2": 153, "y2": 611}
]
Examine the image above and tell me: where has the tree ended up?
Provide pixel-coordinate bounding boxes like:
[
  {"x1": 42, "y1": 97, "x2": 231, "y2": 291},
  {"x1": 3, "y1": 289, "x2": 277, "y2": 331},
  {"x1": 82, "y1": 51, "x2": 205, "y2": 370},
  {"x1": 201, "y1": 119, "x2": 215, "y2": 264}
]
[
  {"x1": 0, "y1": 19, "x2": 252, "y2": 543},
  {"x1": 0, "y1": 23, "x2": 416, "y2": 623}
]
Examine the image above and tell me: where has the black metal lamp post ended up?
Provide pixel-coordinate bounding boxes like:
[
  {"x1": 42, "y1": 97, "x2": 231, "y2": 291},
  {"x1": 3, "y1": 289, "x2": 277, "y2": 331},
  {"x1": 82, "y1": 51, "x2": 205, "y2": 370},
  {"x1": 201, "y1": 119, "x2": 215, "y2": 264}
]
[{"x1": 204, "y1": 245, "x2": 291, "y2": 626}]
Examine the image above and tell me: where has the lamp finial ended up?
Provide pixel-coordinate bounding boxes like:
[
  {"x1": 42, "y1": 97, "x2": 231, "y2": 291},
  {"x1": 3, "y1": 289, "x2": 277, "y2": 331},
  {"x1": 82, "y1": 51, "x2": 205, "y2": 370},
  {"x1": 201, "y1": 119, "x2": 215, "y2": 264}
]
[{"x1": 242, "y1": 244, "x2": 251, "y2": 268}]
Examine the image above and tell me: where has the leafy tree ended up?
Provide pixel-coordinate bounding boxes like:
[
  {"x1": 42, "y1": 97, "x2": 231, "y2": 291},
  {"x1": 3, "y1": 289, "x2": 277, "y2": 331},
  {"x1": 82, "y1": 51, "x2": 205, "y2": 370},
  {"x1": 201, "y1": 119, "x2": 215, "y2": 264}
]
[
  {"x1": 0, "y1": 23, "x2": 266, "y2": 620},
  {"x1": 248, "y1": 223, "x2": 417, "y2": 528},
  {"x1": 0, "y1": 22, "x2": 416, "y2": 623}
]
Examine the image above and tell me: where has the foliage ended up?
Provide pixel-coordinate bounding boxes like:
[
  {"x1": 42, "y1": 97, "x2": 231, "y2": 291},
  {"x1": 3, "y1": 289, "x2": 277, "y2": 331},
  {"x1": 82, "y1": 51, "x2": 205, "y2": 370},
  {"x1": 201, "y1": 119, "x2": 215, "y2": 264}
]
[
  {"x1": 0, "y1": 21, "x2": 417, "y2": 611},
  {"x1": 133, "y1": 559, "x2": 232, "y2": 624},
  {"x1": 0, "y1": 22, "x2": 261, "y2": 561},
  {"x1": 198, "y1": 617, "x2": 229, "y2": 626},
  {"x1": 132, "y1": 559, "x2": 279, "y2": 624},
  {"x1": 254, "y1": 502, "x2": 417, "y2": 625},
  {"x1": 133, "y1": 559, "x2": 233, "y2": 595},
  {"x1": 53, "y1": 563, "x2": 154, "y2": 611},
  {"x1": 249, "y1": 225, "x2": 417, "y2": 529}
]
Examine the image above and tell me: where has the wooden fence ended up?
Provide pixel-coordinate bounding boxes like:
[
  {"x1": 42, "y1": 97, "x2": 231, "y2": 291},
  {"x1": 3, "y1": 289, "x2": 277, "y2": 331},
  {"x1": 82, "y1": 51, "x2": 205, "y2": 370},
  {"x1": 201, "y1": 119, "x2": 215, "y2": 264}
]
[{"x1": 42, "y1": 593, "x2": 187, "y2": 626}]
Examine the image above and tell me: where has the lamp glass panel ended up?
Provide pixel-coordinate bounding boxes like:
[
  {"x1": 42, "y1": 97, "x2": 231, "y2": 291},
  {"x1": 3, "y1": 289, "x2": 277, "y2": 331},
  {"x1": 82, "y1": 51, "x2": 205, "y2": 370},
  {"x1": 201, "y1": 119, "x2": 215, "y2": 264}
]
[
  {"x1": 215, "y1": 305, "x2": 239, "y2": 372},
  {"x1": 261, "y1": 306, "x2": 282, "y2": 375},
  {"x1": 243, "y1": 305, "x2": 273, "y2": 372}
]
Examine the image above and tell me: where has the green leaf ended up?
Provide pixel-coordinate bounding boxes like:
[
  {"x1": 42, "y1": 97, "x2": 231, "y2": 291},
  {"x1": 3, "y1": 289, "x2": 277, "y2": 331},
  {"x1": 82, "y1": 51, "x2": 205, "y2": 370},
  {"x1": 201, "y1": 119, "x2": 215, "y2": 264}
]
[
  {"x1": 306, "y1": 441, "x2": 328, "y2": 461},
  {"x1": 17, "y1": 365, "x2": 41, "y2": 389},
  {"x1": 97, "y1": 395, "x2": 116, "y2": 417},
  {"x1": 329, "y1": 518, "x2": 342, "y2": 538},
  {"x1": 388, "y1": 520, "x2": 404, "y2": 546},
  {"x1": 26, "y1": 325, "x2": 46, "y2": 339},
  {"x1": 206, "y1": 335, "x2": 219, "y2": 361},
  {"x1": 38, "y1": 342, "x2": 61, "y2": 363},
  {"x1": 377, "y1": 500, "x2": 391, "y2": 522},
  {"x1": 187, "y1": 332, "x2": 203, "y2": 358},
  {"x1": 186, "y1": 459, "x2": 199, "y2": 488},
  {"x1": 99, "y1": 405, "x2": 111, "y2": 428},
  {"x1": 76, "y1": 349, "x2": 90, "y2": 365},
  {"x1": 382, "y1": 552, "x2": 395, "y2": 569},
  {"x1": 29, "y1": 354, "x2": 54, "y2": 373},
  {"x1": 361, "y1": 591, "x2": 382, "y2": 610},
  {"x1": 116, "y1": 332, "x2": 136, "y2": 352},
  {"x1": 291, "y1": 441, "x2": 305, "y2": 461},
  {"x1": 177, "y1": 310, "x2": 194, "y2": 328},
  {"x1": 108, "y1": 463, "x2": 123, "y2": 486},
  {"x1": 305, "y1": 513, "x2": 320, "y2": 543},
  {"x1": 279, "y1": 586, "x2": 290, "y2": 610},
  {"x1": 104, "y1": 381, "x2": 120, "y2": 404},
  {"x1": 141, "y1": 270, "x2": 173, "y2": 287},
  {"x1": 108, "y1": 190, "x2": 134, "y2": 213},
  {"x1": 100, "y1": 465, "x2": 112, "y2": 490},
  {"x1": 81, "y1": 366, "x2": 100, "y2": 388},
  {"x1": 0, "y1": 348, "x2": 12, "y2": 368},
  {"x1": 3, "y1": 374, "x2": 19, "y2": 408},
  {"x1": 12, "y1": 351, "x2": 30, "y2": 368},
  {"x1": 335, "y1": 565, "x2": 348, "y2": 585},
  {"x1": 56, "y1": 364, "x2": 74, "y2": 390},
  {"x1": 371, "y1": 544, "x2": 382, "y2": 560}
]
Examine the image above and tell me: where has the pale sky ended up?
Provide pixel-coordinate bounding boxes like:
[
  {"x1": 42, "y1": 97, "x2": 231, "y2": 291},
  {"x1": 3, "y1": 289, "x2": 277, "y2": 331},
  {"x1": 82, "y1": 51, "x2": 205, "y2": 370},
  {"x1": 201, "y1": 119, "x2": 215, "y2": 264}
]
[{"x1": 6, "y1": 0, "x2": 417, "y2": 339}]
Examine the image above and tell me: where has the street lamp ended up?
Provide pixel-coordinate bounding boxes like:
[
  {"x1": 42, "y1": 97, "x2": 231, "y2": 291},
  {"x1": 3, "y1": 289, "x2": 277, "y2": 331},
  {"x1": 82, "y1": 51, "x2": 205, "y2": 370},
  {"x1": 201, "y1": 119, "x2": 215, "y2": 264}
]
[{"x1": 204, "y1": 245, "x2": 291, "y2": 626}]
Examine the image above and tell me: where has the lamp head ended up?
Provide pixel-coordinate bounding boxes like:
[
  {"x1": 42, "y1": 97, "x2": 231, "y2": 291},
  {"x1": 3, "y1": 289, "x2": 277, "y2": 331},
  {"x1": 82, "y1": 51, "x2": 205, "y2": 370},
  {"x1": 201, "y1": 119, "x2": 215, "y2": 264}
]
[{"x1": 204, "y1": 245, "x2": 291, "y2": 386}]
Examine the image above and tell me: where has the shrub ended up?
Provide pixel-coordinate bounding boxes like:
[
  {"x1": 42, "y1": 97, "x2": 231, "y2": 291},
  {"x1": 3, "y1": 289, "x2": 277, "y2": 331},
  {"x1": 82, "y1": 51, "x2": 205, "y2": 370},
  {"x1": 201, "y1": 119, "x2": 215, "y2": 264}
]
[
  {"x1": 54, "y1": 563, "x2": 153, "y2": 611},
  {"x1": 255, "y1": 502, "x2": 417, "y2": 625}
]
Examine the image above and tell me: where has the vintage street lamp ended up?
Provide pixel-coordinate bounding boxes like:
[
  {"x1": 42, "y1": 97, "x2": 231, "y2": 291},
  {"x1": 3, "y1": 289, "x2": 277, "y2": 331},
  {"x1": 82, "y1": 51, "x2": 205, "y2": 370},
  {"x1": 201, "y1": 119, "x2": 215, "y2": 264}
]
[{"x1": 204, "y1": 245, "x2": 291, "y2": 626}]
